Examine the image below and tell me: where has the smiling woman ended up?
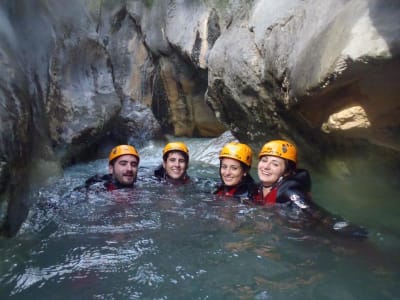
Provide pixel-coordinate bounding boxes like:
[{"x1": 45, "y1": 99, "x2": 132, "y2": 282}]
[
  {"x1": 253, "y1": 140, "x2": 368, "y2": 238},
  {"x1": 153, "y1": 142, "x2": 191, "y2": 185},
  {"x1": 254, "y1": 140, "x2": 301, "y2": 205},
  {"x1": 214, "y1": 142, "x2": 256, "y2": 202}
]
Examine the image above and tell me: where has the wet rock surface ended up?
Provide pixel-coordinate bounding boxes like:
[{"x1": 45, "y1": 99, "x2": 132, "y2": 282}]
[{"x1": 0, "y1": 0, "x2": 399, "y2": 235}]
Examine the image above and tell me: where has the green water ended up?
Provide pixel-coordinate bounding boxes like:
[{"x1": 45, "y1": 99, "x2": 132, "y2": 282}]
[{"x1": 0, "y1": 141, "x2": 399, "y2": 299}]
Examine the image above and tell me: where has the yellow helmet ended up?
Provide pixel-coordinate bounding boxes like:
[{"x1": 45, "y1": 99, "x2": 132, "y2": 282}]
[
  {"x1": 258, "y1": 140, "x2": 297, "y2": 164},
  {"x1": 108, "y1": 145, "x2": 140, "y2": 163},
  {"x1": 219, "y1": 142, "x2": 253, "y2": 167},
  {"x1": 163, "y1": 142, "x2": 189, "y2": 158}
]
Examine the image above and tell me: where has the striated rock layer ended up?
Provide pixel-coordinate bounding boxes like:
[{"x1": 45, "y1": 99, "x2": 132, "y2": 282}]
[{"x1": 0, "y1": 0, "x2": 399, "y2": 235}]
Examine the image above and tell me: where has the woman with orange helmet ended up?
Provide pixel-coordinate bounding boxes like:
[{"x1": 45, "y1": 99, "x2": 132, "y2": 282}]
[
  {"x1": 154, "y1": 142, "x2": 191, "y2": 185},
  {"x1": 253, "y1": 140, "x2": 368, "y2": 238},
  {"x1": 214, "y1": 142, "x2": 256, "y2": 202},
  {"x1": 84, "y1": 144, "x2": 140, "y2": 191},
  {"x1": 253, "y1": 140, "x2": 311, "y2": 207}
]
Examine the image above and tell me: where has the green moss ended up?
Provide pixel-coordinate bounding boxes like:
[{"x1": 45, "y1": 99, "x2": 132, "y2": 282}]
[{"x1": 144, "y1": 0, "x2": 155, "y2": 8}]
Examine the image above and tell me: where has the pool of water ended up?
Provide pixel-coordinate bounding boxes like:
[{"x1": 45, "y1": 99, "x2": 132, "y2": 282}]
[{"x1": 1, "y1": 140, "x2": 399, "y2": 299}]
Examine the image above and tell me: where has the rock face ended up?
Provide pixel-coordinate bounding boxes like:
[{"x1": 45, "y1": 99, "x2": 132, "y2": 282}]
[
  {"x1": 207, "y1": 0, "x2": 400, "y2": 157},
  {"x1": 0, "y1": 0, "x2": 399, "y2": 235}
]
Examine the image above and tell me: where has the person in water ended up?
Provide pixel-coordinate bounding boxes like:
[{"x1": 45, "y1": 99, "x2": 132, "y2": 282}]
[
  {"x1": 153, "y1": 142, "x2": 191, "y2": 185},
  {"x1": 84, "y1": 144, "x2": 140, "y2": 191},
  {"x1": 214, "y1": 142, "x2": 256, "y2": 202},
  {"x1": 252, "y1": 140, "x2": 310, "y2": 207},
  {"x1": 253, "y1": 139, "x2": 368, "y2": 238}
]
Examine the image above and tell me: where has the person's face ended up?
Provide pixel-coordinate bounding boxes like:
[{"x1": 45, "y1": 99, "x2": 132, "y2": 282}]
[
  {"x1": 163, "y1": 151, "x2": 188, "y2": 180},
  {"x1": 109, "y1": 154, "x2": 139, "y2": 186},
  {"x1": 257, "y1": 155, "x2": 286, "y2": 186},
  {"x1": 220, "y1": 158, "x2": 246, "y2": 187}
]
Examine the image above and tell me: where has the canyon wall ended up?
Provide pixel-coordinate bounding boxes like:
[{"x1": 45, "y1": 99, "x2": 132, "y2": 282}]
[{"x1": 0, "y1": 0, "x2": 399, "y2": 235}]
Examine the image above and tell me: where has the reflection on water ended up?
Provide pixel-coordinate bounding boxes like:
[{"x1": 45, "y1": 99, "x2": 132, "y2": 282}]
[{"x1": 0, "y1": 140, "x2": 399, "y2": 299}]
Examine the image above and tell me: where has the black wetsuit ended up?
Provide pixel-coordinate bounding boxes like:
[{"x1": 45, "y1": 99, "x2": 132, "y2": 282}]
[
  {"x1": 253, "y1": 169, "x2": 312, "y2": 207},
  {"x1": 253, "y1": 169, "x2": 368, "y2": 238},
  {"x1": 213, "y1": 174, "x2": 257, "y2": 204},
  {"x1": 84, "y1": 174, "x2": 134, "y2": 191}
]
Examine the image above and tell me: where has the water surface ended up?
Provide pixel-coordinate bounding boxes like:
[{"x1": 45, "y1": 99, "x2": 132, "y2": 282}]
[{"x1": 0, "y1": 140, "x2": 399, "y2": 299}]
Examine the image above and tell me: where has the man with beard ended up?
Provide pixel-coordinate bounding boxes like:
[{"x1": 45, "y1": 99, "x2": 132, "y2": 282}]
[{"x1": 84, "y1": 145, "x2": 140, "y2": 191}]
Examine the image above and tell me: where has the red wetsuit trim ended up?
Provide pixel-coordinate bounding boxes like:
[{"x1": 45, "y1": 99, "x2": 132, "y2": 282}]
[
  {"x1": 253, "y1": 186, "x2": 278, "y2": 205},
  {"x1": 215, "y1": 186, "x2": 239, "y2": 197},
  {"x1": 264, "y1": 186, "x2": 278, "y2": 204},
  {"x1": 106, "y1": 183, "x2": 117, "y2": 192}
]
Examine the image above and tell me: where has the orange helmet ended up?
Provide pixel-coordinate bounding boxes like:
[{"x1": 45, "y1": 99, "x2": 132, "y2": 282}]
[
  {"x1": 108, "y1": 145, "x2": 140, "y2": 163},
  {"x1": 163, "y1": 142, "x2": 189, "y2": 160},
  {"x1": 219, "y1": 142, "x2": 253, "y2": 167},
  {"x1": 258, "y1": 140, "x2": 297, "y2": 164}
]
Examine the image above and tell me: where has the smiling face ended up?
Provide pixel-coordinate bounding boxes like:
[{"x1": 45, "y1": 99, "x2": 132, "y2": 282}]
[
  {"x1": 220, "y1": 158, "x2": 246, "y2": 187},
  {"x1": 109, "y1": 154, "x2": 139, "y2": 186},
  {"x1": 257, "y1": 155, "x2": 287, "y2": 187},
  {"x1": 163, "y1": 151, "x2": 188, "y2": 180}
]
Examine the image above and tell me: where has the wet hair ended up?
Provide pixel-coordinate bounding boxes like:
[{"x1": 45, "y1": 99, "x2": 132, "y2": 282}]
[
  {"x1": 240, "y1": 162, "x2": 250, "y2": 173},
  {"x1": 284, "y1": 160, "x2": 297, "y2": 174},
  {"x1": 219, "y1": 159, "x2": 248, "y2": 170}
]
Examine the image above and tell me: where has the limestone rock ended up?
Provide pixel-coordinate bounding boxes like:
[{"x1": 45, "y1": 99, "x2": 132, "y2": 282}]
[{"x1": 322, "y1": 106, "x2": 371, "y2": 133}]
